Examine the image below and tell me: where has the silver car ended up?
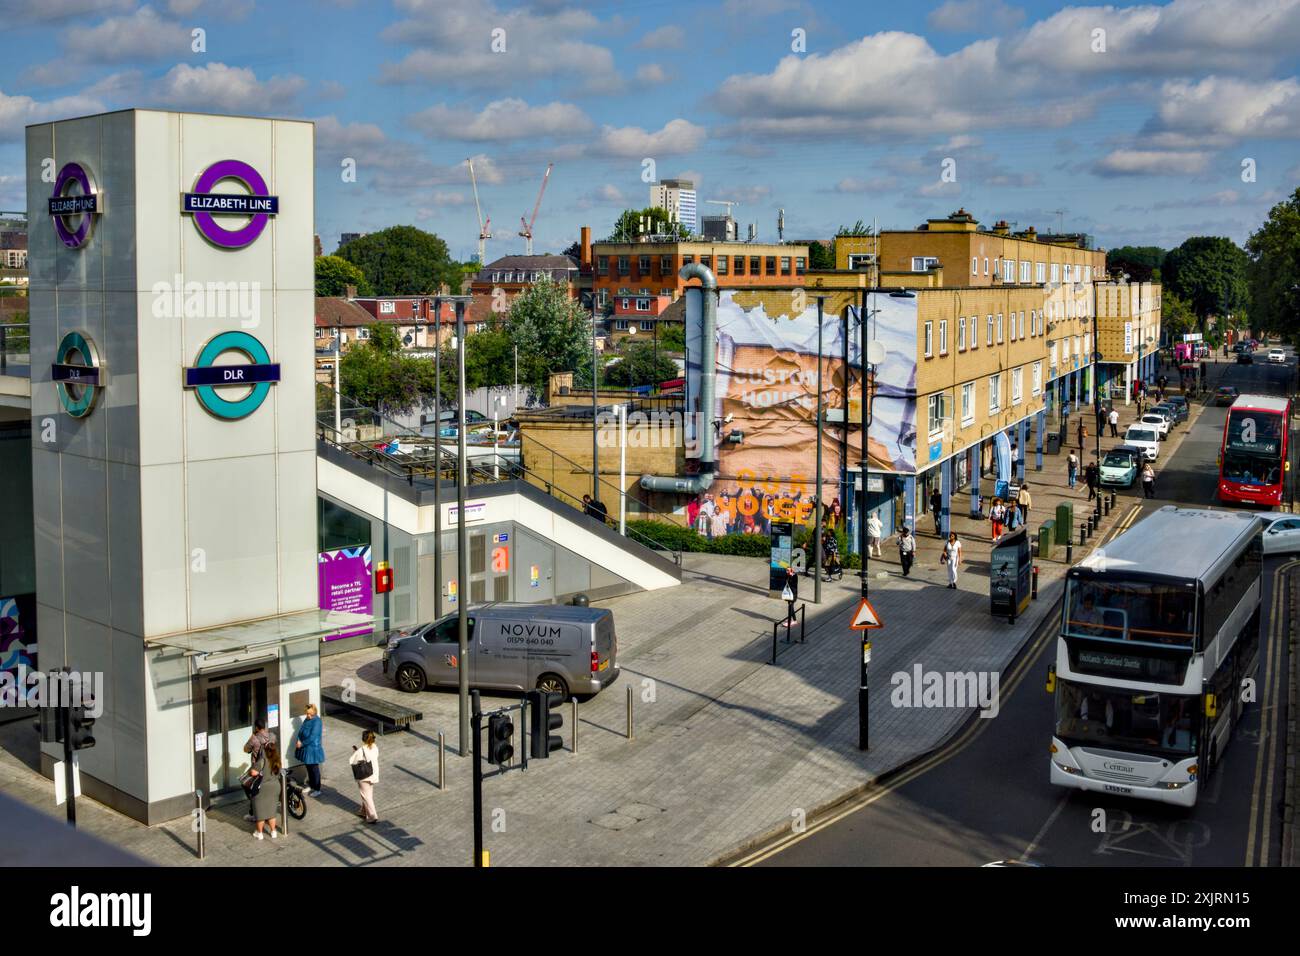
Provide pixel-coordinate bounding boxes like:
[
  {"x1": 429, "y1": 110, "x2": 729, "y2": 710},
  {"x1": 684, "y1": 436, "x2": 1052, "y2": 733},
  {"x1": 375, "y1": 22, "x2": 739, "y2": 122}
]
[{"x1": 383, "y1": 603, "x2": 619, "y2": 700}]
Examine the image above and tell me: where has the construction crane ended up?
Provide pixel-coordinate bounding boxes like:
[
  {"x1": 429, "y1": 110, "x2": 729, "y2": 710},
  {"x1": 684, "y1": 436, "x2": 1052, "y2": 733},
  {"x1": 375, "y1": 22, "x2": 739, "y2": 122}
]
[
  {"x1": 518, "y1": 163, "x2": 553, "y2": 256},
  {"x1": 466, "y1": 159, "x2": 492, "y2": 265},
  {"x1": 705, "y1": 199, "x2": 740, "y2": 218}
]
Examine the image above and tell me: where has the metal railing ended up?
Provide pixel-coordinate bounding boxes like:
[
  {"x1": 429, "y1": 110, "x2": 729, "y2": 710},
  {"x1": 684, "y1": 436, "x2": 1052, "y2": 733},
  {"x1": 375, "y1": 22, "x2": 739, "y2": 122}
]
[{"x1": 0, "y1": 321, "x2": 29, "y2": 374}]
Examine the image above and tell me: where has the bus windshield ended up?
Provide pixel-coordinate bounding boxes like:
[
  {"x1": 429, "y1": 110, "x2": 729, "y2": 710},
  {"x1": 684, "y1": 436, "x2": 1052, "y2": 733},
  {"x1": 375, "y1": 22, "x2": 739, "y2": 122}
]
[
  {"x1": 1064, "y1": 578, "x2": 1196, "y2": 645},
  {"x1": 1221, "y1": 450, "x2": 1282, "y2": 485},
  {"x1": 1055, "y1": 680, "x2": 1199, "y2": 756},
  {"x1": 1225, "y1": 409, "x2": 1284, "y2": 456}
]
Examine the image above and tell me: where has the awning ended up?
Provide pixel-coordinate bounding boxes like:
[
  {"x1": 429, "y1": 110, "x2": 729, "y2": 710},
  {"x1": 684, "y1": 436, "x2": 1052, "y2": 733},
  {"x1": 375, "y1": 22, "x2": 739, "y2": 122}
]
[{"x1": 145, "y1": 609, "x2": 375, "y2": 664}]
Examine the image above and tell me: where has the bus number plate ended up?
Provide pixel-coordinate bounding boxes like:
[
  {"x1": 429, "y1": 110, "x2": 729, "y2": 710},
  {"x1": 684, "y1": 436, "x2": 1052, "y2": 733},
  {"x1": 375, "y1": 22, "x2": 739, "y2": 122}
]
[{"x1": 1102, "y1": 784, "x2": 1132, "y2": 794}]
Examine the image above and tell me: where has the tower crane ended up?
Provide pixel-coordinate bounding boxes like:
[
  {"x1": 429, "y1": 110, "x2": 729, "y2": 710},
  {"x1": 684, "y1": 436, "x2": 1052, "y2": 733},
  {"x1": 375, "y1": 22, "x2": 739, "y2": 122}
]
[
  {"x1": 466, "y1": 158, "x2": 492, "y2": 265},
  {"x1": 705, "y1": 199, "x2": 740, "y2": 219},
  {"x1": 518, "y1": 163, "x2": 553, "y2": 256}
]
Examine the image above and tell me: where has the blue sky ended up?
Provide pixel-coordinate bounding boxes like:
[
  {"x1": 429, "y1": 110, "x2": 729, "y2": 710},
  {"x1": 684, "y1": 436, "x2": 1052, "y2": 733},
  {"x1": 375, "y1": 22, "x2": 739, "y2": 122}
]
[{"x1": 2, "y1": 0, "x2": 1299, "y2": 261}]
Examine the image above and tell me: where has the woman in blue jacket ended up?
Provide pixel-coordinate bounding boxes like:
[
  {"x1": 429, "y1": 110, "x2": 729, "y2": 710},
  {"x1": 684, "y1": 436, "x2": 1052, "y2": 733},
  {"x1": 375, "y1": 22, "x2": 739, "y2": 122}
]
[{"x1": 295, "y1": 703, "x2": 325, "y2": 796}]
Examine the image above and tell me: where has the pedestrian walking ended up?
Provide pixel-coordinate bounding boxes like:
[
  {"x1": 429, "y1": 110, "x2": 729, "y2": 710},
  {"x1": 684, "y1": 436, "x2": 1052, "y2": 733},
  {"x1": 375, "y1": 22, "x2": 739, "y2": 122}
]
[
  {"x1": 1016, "y1": 482, "x2": 1033, "y2": 526},
  {"x1": 1084, "y1": 460, "x2": 1099, "y2": 501},
  {"x1": 989, "y1": 497, "x2": 1006, "y2": 540},
  {"x1": 781, "y1": 565, "x2": 799, "y2": 622},
  {"x1": 294, "y1": 703, "x2": 325, "y2": 796},
  {"x1": 350, "y1": 730, "x2": 380, "y2": 825},
  {"x1": 929, "y1": 487, "x2": 944, "y2": 535},
  {"x1": 1107, "y1": 406, "x2": 1119, "y2": 438},
  {"x1": 1076, "y1": 418, "x2": 1087, "y2": 453},
  {"x1": 941, "y1": 532, "x2": 963, "y2": 589},
  {"x1": 242, "y1": 718, "x2": 271, "y2": 822},
  {"x1": 1142, "y1": 462, "x2": 1156, "y2": 499},
  {"x1": 866, "y1": 511, "x2": 883, "y2": 557},
  {"x1": 897, "y1": 525, "x2": 916, "y2": 577},
  {"x1": 1067, "y1": 451, "x2": 1079, "y2": 489},
  {"x1": 249, "y1": 741, "x2": 281, "y2": 840}
]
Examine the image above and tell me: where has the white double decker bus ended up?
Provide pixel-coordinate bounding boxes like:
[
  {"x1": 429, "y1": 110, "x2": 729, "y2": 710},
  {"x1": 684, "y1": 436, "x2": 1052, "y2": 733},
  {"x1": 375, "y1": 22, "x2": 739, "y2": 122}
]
[{"x1": 1048, "y1": 507, "x2": 1263, "y2": 807}]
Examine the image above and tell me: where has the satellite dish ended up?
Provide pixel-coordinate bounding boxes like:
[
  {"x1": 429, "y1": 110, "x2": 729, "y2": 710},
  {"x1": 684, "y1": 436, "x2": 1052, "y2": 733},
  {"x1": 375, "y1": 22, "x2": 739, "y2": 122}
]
[
  {"x1": 628, "y1": 325, "x2": 638, "y2": 335},
  {"x1": 866, "y1": 340, "x2": 887, "y2": 365}
]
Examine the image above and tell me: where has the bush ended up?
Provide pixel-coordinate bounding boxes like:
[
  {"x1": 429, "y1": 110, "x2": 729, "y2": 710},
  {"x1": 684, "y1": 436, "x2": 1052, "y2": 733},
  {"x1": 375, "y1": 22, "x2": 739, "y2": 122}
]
[
  {"x1": 625, "y1": 519, "x2": 769, "y2": 556},
  {"x1": 708, "y1": 533, "x2": 772, "y2": 557}
]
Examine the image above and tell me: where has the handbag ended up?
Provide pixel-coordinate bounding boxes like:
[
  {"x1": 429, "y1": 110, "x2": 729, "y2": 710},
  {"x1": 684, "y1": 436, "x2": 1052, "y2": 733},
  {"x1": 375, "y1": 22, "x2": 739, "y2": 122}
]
[
  {"x1": 351, "y1": 748, "x2": 373, "y2": 781},
  {"x1": 241, "y1": 770, "x2": 263, "y2": 798}
]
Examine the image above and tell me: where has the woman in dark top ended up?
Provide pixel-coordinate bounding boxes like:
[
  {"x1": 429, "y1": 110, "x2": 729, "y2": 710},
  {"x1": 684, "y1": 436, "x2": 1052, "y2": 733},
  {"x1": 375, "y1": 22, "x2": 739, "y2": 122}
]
[{"x1": 250, "y1": 741, "x2": 282, "y2": 840}]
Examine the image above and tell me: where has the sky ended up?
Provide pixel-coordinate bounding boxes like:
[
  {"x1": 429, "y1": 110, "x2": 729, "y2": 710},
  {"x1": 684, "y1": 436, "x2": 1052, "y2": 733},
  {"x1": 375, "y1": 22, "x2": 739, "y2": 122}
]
[{"x1": 2, "y1": 0, "x2": 1299, "y2": 262}]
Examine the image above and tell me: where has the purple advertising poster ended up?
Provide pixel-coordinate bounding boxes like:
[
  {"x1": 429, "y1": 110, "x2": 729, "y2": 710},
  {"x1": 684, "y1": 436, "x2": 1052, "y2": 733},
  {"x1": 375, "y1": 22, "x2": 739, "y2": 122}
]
[{"x1": 318, "y1": 547, "x2": 373, "y2": 640}]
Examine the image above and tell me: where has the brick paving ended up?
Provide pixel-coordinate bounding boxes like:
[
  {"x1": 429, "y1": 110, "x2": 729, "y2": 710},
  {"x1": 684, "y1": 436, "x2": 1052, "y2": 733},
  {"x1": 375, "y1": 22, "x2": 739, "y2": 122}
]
[{"x1": 0, "y1": 359, "x2": 1227, "y2": 867}]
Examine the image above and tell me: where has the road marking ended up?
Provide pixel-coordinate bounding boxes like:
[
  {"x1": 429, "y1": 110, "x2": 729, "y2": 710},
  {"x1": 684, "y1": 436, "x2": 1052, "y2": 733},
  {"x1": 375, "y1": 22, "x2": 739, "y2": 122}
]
[
  {"x1": 730, "y1": 607, "x2": 1060, "y2": 866},
  {"x1": 1020, "y1": 792, "x2": 1069, "y2": 863}
]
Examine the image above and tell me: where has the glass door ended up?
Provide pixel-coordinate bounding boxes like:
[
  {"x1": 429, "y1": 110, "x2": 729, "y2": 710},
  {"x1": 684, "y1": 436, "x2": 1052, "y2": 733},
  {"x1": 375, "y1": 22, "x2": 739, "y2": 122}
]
[{"x1": 197, "y1": 671, "x2": 268, "y2": 796}]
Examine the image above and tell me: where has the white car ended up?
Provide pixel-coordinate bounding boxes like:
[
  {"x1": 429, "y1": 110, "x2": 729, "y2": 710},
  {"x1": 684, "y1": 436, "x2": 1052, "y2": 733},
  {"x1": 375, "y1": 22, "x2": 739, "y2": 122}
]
[
  {"x1": 1139, "y1": 412, "x2": 1170, "y2": 439},
  {"x1": 1261, "y1": 514, "x2": 1300, "y2": 554},
  {"x1": 1123, "y1": 425, "x2": 1161, "y2": 461},
  {"x1": 1268, "y1": 347, "x2": 1286, "y2": 364}
]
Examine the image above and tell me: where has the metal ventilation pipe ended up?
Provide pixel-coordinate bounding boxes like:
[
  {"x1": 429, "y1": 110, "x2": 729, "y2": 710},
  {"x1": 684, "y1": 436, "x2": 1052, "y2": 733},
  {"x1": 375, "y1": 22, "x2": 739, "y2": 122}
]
[{"x1": 641, "y1": 263, "x2": 718, "y2": 494}]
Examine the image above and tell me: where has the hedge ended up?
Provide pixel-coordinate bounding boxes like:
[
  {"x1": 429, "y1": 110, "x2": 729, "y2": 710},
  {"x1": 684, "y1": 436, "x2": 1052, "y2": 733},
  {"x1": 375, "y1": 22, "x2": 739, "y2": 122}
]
[{"x1": 626, "y1": 519, "x2": 856, "y2": 562}]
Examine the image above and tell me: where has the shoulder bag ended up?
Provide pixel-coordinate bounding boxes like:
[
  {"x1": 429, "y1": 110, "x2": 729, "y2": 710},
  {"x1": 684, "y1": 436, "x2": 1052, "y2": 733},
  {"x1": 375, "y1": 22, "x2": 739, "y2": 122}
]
[{"x1": 351, "y1": 747, "x2": 374, "y2": 781}]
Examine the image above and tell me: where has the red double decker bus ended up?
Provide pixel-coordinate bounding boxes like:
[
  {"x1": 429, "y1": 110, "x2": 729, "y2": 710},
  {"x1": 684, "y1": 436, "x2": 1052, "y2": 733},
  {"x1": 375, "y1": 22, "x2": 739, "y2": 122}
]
[{"x1": 1218, "y1": 394, "x2": 1291, "y2": 506}]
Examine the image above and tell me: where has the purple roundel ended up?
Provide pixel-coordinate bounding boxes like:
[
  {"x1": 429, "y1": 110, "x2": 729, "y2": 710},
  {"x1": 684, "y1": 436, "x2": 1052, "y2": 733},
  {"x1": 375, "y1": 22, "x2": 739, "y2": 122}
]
[
  {"x1": 50, "y1": 162, "x2": 96, "y2": 249},
  {"x1": 190, "y1": 159, "x2": 273, "y2": 249}
]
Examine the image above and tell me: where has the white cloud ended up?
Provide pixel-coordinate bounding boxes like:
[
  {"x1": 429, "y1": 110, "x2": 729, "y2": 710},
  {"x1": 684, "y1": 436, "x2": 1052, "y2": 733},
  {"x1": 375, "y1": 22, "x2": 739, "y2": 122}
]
[
  {"x1": 409, "y1": 98, "x2": 592, "y2": 142},
  {"x1": 0, "y1": 89, "x2": 104, "y2": 143},
  {"x1": 1092, "y1": 149, "x2": 1212, "y2": 177},
  {"x1": 635, "y1": 64, "x2": 669, "y2": 85},
  {"x1": 62, "y1": 5, "x2": 192, "y2": 63},
  {"x1": 313, "y1": 115, "x2": 387, "y2": 152},
  {"x1": 637, "y1": 25, "x2": 684, "y2": 50},
  {"x1": 596, "y1": 119, "x2": 706, "y2": 157},
  {"x1": 370, "y1": 152, "x2": 504, "y2": 194},
  {"x1": 717, "y1": 184, "x2": 772, "y2": 204},
  {"x1": 928, "y1": 0, "x2": 1024, "y2": 33},
  {"x1": 833, "y1": 176, "x2": 898, "y2": 193},
  {"x1": 597, "y1": 183, "x2": 626, "y2": 202},
  {"x1": 1145, "y1": 76, "x2": 1300, "y2": 144},
  {"x1": 153, "y1": 62, "x2": 306, "y2": 113}
]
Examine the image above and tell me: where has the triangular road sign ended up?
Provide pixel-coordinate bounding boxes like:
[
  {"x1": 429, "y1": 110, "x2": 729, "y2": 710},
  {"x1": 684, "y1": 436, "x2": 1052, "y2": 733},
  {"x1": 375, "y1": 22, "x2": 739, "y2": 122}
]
[{"x1": 849, "y1": 597, "x2": 883, "y2": 630}]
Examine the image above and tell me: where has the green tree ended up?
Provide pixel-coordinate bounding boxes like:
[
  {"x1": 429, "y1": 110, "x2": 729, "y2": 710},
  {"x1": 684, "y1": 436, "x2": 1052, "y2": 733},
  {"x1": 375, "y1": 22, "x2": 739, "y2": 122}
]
[
  {"x1": 611, "y1": 206, "x2": 689, "y2": 240},
  {"x1": 657, "y1": 321, "x2": 686, "y2": 353},
  {"x1": 1159, "y1": 290, "x2": 1197, "y2": 339},
  {"x1": 463, "y1": 324, "x2": 517, "y2": 391},
  {"x1": 1245, "y1": 187, "x2": 1300, "y2": 341},
  {"x1": 505, "y1": 278, "x2": 592, "y2": 394},
  {"x1": 337, "y1": 225, "x2": 464, "y2": 296},
  {"x1": 1106, "y1": 245, "x2": 1165, "y2": 283},
  {"x1": 314, "y1": 254, "x2": 373, "y2": 297},
  {"x1": 339, "y1": 323, "x2": 436, "y2": 416},
  {"x1": 807, "y1": 240, "x2": 836, "y2": 271},
  {"x1": 604, "y1": 341, "x2": 680, "y2": 388},
  {"x1": 1161, "y1": 237, "x2": 1249, "y2": 332}
]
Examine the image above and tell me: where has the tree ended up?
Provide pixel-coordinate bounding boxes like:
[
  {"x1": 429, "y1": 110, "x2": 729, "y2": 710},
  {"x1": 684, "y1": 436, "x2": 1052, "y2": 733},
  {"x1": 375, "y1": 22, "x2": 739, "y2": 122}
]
[
  {"x1": 504, "y1": 278, "x2": 592, "y2": 394},
  {"x1": 463, "y1": 324, "x2": 517, "y2": 391},
  {"x1": 657, "y1": 321, "x2": 686, "y2": 353},
  {"x1": 611, "y1": 206, "x2": 689, "y2": 241},
  {"x1": 603, "y1": 341, "x2": 680, "y2": 388},
  {"x1": 1106, "y1": 245, "x2": 1164, "y2": 283},
  {"x1": 339, "y1": 323, "x2": 437, "y2": 416},
  {"x1": 1159, "y1": 290, "x2": 1197, "y2": 340},
  {"x1": 1245, "y1": 187, "x2": 1300, "y2": 341},
  {"x1": 1161, "y1": 237, "x2": 1249, "y2": 331},
  {"x1": 807, "y1": 240, "x2": 836, "y2": 271},
  {"x1": 336, "y1": 225, "x2": 464, "y2": 296},
  {"x1": 315, "y1": 255, "x2": 373, "y2": 297}
]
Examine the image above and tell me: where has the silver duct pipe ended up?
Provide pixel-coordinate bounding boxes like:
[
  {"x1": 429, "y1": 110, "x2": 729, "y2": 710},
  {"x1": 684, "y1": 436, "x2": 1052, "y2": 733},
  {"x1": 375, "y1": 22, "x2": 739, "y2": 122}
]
[{"x1": 641, "y1": 263, "x2": 718, "y2": 493}]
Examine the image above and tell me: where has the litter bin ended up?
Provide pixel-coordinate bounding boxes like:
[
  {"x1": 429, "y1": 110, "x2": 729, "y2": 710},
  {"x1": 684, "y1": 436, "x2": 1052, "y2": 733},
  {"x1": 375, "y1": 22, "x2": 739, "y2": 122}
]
[
  {"x1": 1045, "y1": 432, "x2": 1062, "y2": 455},
  {"x1": 991, "y1": 528, "x2": 1032, "y2": 618},
  {"x1": 1055, "y1": 502, "x2": 1074, "y2": 545}
]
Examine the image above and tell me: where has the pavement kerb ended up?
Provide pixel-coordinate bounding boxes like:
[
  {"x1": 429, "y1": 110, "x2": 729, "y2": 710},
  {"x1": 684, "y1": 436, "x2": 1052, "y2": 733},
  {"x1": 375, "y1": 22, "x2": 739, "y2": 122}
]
[{"x1": 710, "y1": 583, "x2": 1067, "y2": 866}]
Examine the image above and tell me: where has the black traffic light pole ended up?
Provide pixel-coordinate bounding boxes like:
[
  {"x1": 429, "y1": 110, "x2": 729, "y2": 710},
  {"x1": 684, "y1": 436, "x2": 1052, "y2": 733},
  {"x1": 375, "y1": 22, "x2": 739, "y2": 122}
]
[{"x1": 471, "y1": 689, "x2": 483, "y2": 868}]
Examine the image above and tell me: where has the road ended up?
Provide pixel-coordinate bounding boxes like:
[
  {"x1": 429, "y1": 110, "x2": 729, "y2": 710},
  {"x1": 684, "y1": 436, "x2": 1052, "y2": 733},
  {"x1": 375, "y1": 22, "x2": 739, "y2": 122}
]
[{"x1": 747, "y1": 351, "x2": 1297, "y2": 867}]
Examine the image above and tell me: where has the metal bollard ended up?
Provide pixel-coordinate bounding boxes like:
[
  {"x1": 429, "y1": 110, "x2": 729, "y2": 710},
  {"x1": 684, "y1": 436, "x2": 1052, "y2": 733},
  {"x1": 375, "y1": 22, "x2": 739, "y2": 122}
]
[
  {"x1": 1066, "y1": 541, "x2": 1074, "y2": 563},
  {"x1": 438, "y1": 731, "x2": 446, "y2": 791},
  {"x1": 1080, "y1": 525, "x2": 1087, "y2": 545},
  {"x1": 1032, "y1": 565, "x2": 1039, "y2": 600},
  {"x1": 195, "y1": 790, "x2": 206, "y2": 860},
  {"x1": 626, "y1": 685, "x2": 634, "y2": 740},
  {"x1": 1089, "y1": 513, "x2": 1098, "y2": 532},
  {"x1": 280, "y1": 770, "x2": 289, "y2": 836},
  {"x1": 1104, "y1": 496, "x2": 1111, "y2": 516},
  {"x1": 571, "y1": 697, "x2": 579, "y2": 753}
]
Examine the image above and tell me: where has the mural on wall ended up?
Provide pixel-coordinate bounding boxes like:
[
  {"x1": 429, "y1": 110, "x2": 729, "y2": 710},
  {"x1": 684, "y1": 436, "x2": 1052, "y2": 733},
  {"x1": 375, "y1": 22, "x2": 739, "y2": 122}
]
[
  {"x1": 0, "y1": 595, "x2": 36, "y2": 699},
  {"x1": 318, "y1": 546, "x2": 373, "y2": 640},
  {"x1": 682, "y1": 289, "x2": 918, "y2": 530}
]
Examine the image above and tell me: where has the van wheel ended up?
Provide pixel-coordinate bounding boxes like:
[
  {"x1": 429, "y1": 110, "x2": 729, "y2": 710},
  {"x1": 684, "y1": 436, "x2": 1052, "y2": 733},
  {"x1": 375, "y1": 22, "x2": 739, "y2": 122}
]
[
  {"x1": 536, "y1": 673, "x2": 569, "y2": 698},
  {"x1": 396, "y1": 664, "x2": 426, "y2": 693}
]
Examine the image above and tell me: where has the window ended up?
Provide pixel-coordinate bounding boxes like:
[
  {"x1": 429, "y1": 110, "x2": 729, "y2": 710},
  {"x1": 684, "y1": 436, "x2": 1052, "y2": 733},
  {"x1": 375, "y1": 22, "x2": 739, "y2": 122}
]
[
  {"x1": 997, "y1": 313, "x2": 1004, "y2": 343},
  {"x1": 939, "y1": 319, "x2": 949, "y2": 354},
  {"x1": 911, "y1": 256, "x2": 938, "y2": 272},
  {"x1": 1003, "y1": 259, "x2": 1015, "y2": 282},
  {"x1": 984, "y1": 257, "x2": 989, "y2": 276},
  {"x1": 969, "y1": 318, "x2": 978, "y2": 350},
  {"x1": 780, "y1": 256, "x2": 792, "y2": 275},
  {"x1": 796, "y1": 256, "x2": 806, "y2": 275},
  {"x1": 765, "y1": 256, "x2": 776, "y2": 274},
  {"x1": 972, "y1": 256, "x2": 978, "y2": 276},
  {"x1": 986, "y1": 314, "x2": 994, "y2": 346},
  {"x1": 618, "y1": 256, "x2": 630, "y2": 275},
  {"x1": 701, "y1": 256, "x2": 712, "y2": 270},
  {"x1": 597, "y1": 257, "x2": 609, "y2": 276},
  {"x1": 928, "y1": 393, "x2": 947, "y2": 436},
  {"x1": 1036, "y1": 262, "x2": 1046, "y2": 283},
  {"x1": 989, "y1": 374, "x2": 1001, "y2": 412},
  {"x1": 636, "y1": 298, "x2": 650, "y2": 312},
  {"x1": 1018, "y1": 311, "x2": 1025, "y2": 338},
  {"x1": 1032, "y1": 361, "x2": 1042, "y2": 395},
  {"x1": 924, "y1": 321, "x2": 934, "y2": 357},
  {"x1": 379, "y1": 300, "x2": 396, "y2": 315},
  {"x1": 1084, "y1": 265, "x2": 1092, "y2": 283},
  {"x1": 357, "y1": 327, "x2": 371, "y2": 340},
  {"x1": 961, "y1": 383, "x2": 975, "y2": 426},
  {"x1": 492, "y1": 271, "x2": 501, "y2": 281},
  {"x1": 1012, "y1": 367, "x2": 1023, "y2": 405},
  {"x1": 614, "y1": 319, "x2": 630, "y2": 330},
  {"x1": 1020, "y1": 260, "x2": 1031, "y2": 283},
  {"x1": 660, "y1": 255, "x2": 673, "y2": 274},
  {"x1": 639, "y1": 255, "x2": 651, "y2": 274},
  {"x1": 848, "y1": 253, "x2": 876, "y2": 271},
  {"x1": 683, "y1": 255, "x2": 694, "y2": 265},
  {"x1": 994, "y1": 257, "x2": 1000, "y2": 277},
  {"x1": 750, "y1": 256, "x2": 761, "y2": 274},
  {"x1": 661, "y1": 288, "x2": 673, "y2": 296},
  {"x1": 620, "y1": 298, "x2": 630, "y2": 311},
  {"x1": 734, "y1": 256, "x2": 746, "y2": 276},
  {"x1": 717, "y1": 254, "x2": 729, "y2": 275},
  {"x1": 959, "y1": 316, "x2": 967, "y2": 351},
  {"x1": 1050, "y1": 263, "x2": 1060, "y2": 283},
  {"x1": 1063, "y1": 263, "x2": 1071, "y2": 283}
]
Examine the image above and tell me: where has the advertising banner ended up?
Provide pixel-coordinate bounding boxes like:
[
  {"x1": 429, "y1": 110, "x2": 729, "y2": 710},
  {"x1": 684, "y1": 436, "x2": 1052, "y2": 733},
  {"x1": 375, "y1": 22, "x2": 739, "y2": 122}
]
[
  {"x1": 683, "y1": 290, "x2": 916, "y2": 532},
  {"x1": 318, "y1": 547, "x2": 373, "y2": 640}
]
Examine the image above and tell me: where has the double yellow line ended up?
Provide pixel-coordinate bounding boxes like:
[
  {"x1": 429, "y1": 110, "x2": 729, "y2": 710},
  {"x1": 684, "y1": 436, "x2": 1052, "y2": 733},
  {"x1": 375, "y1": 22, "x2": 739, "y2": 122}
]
[
  {"x1": 729, "y1": 607, "x2": 1061, "y2": 866},
  {"x1": 1102, "y1": 504, "x2": 1143, "y2": 544},
  {"x1": 1244, "y1": 558, "x2": 1297, "y2": 867}
]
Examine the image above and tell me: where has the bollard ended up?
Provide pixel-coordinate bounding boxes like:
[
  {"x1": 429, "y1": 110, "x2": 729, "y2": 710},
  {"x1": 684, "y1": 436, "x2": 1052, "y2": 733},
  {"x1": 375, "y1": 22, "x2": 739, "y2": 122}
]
[
  {"x1": 1080, "y1": 525, "x2": 1087, "y2": 545},
  {"x1": 626, "y1": 685, "x2": 634, "y2": 740},
  {"x1": 1066, "y1": 541, "x2": 1074, "y2": 563},
  {"x1": 195, "y1": 790, "x2": 206, "y2": 860},
  {"x1": 1031, "y1": 565, "x2": 1039, "y2": 600},
  {"x1": 438, "y1": 731, "x2": 446, "y2": 790},
  {"x1": 1089, "y1": 513, "x2": 1098, "y2": 532},
  {"x1": 571, "y1": 697, "x2": 579, "y2": 753},
  {"x1": 1104, "y1": 496, "x2": 1111, "y2": 516},
  {"x1": 280, "y1": 770, "x2": 289, "y2": 836}
]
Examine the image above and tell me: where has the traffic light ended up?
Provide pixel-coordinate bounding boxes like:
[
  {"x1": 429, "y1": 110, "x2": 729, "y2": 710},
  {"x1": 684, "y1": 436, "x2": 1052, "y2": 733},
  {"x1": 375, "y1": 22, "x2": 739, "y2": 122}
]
[
  {"x1": 527, "y1": 690, "x2": 564, "y2": 759},
  {"x1": 33, "y1": 706, "x2": 64, "y2": 744},
  {"x1": 486, "y1": 713, "x2": 513, "y2": 765},
  {"x1": 68, "y1": 701, "x2": 96, "y2": 751}
]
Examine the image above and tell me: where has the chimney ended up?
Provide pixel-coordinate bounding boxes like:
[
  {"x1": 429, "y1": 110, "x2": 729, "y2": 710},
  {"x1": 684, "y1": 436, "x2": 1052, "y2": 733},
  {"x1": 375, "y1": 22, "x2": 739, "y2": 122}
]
[
  {"x1": 580, "y1": 225, "x2": 592, "y2": 267},
  {"x1": 345, "y1": 283, "x2": 357, "y2": 299}
]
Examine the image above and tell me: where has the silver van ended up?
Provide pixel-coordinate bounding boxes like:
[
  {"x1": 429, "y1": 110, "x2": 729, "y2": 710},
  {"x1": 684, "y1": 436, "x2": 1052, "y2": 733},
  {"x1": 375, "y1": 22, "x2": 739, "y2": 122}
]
[{"x1": 382, "y1": 603, "x2": 619, "y2": 700}]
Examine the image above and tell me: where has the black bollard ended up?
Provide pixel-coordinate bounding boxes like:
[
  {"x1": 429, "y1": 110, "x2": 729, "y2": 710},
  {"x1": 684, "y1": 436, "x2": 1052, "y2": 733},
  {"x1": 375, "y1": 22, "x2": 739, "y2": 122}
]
[
  {"x1": 1066, "y1": 541, "x2": 1073, "y2": 563},
  {"x1": 1032, "y1": 565, "x2": 1039, "y2": 600}
]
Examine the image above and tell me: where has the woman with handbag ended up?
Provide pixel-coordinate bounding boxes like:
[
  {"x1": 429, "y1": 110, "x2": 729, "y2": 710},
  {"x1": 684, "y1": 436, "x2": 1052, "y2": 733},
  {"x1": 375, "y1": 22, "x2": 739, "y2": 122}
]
[
  {"x1": 349, "y1": 730, "x2": 380, "y2": 824},
  {"x1": 295, "y1": 703, "x2": 325, "y2": 797},
  {"x1": 941, "y1": 531, "x2": 963, "y2": 589},
  {"x1": 248, "y1": 741, "x2": 282, "y2": 840}
]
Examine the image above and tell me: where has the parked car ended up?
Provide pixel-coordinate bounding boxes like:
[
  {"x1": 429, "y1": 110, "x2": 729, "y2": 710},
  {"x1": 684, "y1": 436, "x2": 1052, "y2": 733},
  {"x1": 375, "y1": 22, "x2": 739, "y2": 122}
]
[
  {"x1": 1139, "y1": 412, "x2": 1171, "y2": 439},
  {"x1": 1149, "y1": 402, "x2": 1182, "y2": 426},
  {"x1": 383, "y1": 603, "x2": 619, "y2": 700},
  {"x1": 1268, "y1": 347, "x2": 1286, "y2": 364},
  {"x1": 1099, "y1": 445, "x2": 1143, "y2": 488},
  {"x1": 1261, "y1": 514, "x2": 1300, "y2": 555},
  {"x1": 1237, "y1": 350, "x2": 1254, "y2": 364},
  {"x1": 1162, "y1": 395, "x2": 1190, "y2": 422},
  {"x1": 1123, "y1": 425, "x2": 1161, "y2": 461},
  {"x1": 1215, "y1": 385, "x2": 1239, "y2": 406}
]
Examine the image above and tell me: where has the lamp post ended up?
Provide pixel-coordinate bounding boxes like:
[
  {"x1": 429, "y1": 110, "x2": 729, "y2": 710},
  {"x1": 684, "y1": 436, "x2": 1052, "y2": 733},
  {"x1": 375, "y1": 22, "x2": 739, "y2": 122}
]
[
  {"x1": 592, "y1": 299, "x2": 600, "y2": 500},
  {"x1": 455, "y1": 299, "x2": 470, "y2": 756},
  {"x1": 813, "y1": 297, "x2": 824, "y2": 607},
  {"x1": 432, "y1": 296, "x2": 443, "y2": 618}
]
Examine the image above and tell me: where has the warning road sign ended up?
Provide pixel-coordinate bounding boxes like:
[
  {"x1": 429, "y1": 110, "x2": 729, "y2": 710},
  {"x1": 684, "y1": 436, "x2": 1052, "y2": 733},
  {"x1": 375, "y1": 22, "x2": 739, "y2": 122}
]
[{"x1": 849, "y1": 598, "x2": 882, "y2": 630}]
